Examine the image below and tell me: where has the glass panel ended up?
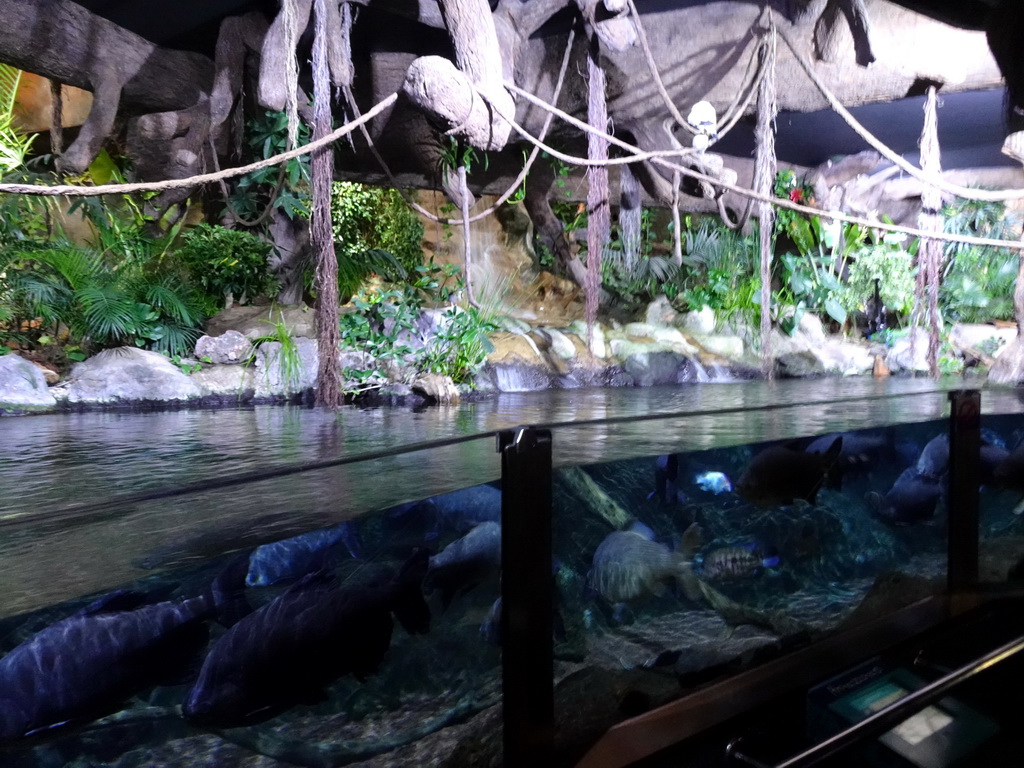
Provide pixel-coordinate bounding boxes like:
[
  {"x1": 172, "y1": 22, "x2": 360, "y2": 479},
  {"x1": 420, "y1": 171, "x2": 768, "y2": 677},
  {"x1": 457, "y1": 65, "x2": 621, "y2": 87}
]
[
  {"x1": 551, "y1": 393, "x2": 955, "y2": 745},
  {"x1": 0, "y1": 438, "x2": 502, "y2": 766},
  {"x1": 979, "y1": 408, "x2": 1024, "y2": 586}
]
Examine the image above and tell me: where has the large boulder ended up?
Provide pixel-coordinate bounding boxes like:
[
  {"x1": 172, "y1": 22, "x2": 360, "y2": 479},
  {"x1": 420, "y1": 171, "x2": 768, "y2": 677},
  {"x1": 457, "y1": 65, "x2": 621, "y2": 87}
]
[
  {"x1": 252, "y1": 337, "x2": 319, "y2": 397},
  {"x1": 886, "y1": 328, "x2": 931, "y2": 373},
  {"x1": 204, "y1": 304, "x2": 316, "y2": 340},
  {"x1": 194, "y1": 330, "x2": 254, "y2": 365},
  {"x1": 64, "y1": 347, "x2": 201, "y2": 404},
  {"x1": 0, "y1": 353, "x2": 58, "y2": 412}
]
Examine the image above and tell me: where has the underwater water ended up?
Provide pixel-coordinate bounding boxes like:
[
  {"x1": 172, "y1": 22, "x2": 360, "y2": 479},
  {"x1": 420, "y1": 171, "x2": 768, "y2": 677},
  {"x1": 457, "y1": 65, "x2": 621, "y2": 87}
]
[{"x1": 2, "y1": 381, "x2": 1024, "y2": 767}]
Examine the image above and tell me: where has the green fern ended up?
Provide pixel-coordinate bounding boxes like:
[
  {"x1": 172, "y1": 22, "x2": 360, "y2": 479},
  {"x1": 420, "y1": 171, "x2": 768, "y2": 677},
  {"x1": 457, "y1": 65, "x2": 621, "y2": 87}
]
[{"x1": 0, "y1": 64, "x2": 33, "y2": 173}]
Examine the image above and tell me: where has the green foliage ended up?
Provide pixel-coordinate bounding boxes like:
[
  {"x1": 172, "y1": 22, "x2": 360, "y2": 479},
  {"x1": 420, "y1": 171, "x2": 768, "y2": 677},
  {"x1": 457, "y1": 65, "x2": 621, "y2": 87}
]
[
  {"x1": 939, "y1": 199, "x2": 1019, "y2": 323},
  {"x1": 836, "y1": 234, "x2": 917, "y2": 318},
  {"x1": 248, "y1": 313, "x2": 304, "y2": 393},
  {"x1": 601, "y1": 209, "x2": 678, "y2": 310},
  {"x1": 0, "y1": 65, "x2": 34, "y2": 174},
  {"x1": 227, "y1": 110, "x2": 311, "y2": 222},
  {"x1": 330, "y1": 182, "x2": 423, "y2": 297},
  {"x1": 675, "y1": 221, "x2": 760, "y2": 330},
  {"x1": 338, "y1": 287, "x2": 419, "y2": 393},
  {"x1": 177, "y1": 224, "x2": 278, "y2": 314},
  {"x1": 420, "y1": 304, "x2": 497, "y2": 385},
  {"x1": 0, "y1": 237, "x2": 205, "y2": 358},
  {"x1": 337, "y1": 262, "x2": 496, "y2": 394}
]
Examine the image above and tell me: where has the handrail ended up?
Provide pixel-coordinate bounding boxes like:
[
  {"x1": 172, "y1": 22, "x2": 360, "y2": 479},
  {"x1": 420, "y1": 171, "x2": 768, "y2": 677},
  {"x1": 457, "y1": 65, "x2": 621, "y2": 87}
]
[{"x1": 726, "y1": 631, "x2": 1024, "y2": 768}]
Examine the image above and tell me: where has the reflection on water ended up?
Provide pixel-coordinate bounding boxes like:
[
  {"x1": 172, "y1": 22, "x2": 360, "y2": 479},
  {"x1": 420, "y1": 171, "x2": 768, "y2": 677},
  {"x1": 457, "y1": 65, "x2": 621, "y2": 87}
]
[
  {"x1": 1, "y1": 385, "x2": 1024, "y2": 767},
  {"x1": 2, "y1": 380, "x2": 1024, "y2": 619}
]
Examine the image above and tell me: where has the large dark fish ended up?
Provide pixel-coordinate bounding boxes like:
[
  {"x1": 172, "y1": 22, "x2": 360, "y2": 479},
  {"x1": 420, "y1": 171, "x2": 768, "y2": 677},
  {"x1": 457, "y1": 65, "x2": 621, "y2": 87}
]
[
  {"x1": 182, "y1": 549, "x2": 430, "y2": 728},
  {"x1": 649, "y1": 454, "x2": 686, "y2": 504},
  {"x1": 587, "y1": 521, "x2": 701, "y2": 609},
  {"x1": 869, "y1": 468, "x2": 944, "y2": 525},
  {"x1": 246, "y1": 521, "x2": 363, "y2": 587},
  {"x1": 429, "y1": 485, "x2": 501, "y2": 533},
  {"x1": 916, "y1": 434, "x2": 949, "y2": 479},
  {"x1": 700, "y1": 545, "x2": 780, "y2": 581},
  {"x1": 735, "y1": 437, "x2": 843, "y2": 506},
  {"x1": 0, "y1": 560, "x2": 247, "y2": 743},
  {"x1": 805, "y1": 429, "x2": 894, "y2": 484},
  {"x1": 426, "y1": 521, "x2": 501, "y2": 608}
]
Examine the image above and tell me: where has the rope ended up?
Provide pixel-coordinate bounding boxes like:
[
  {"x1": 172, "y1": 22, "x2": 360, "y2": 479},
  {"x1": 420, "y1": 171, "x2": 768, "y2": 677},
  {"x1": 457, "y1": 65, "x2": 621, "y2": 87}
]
[
  {"x1": 282, "y1": 0, "x2": 301, "y2": 150},
  {"x1": 500, "y1": 81, "x2": 1024, "y2": 250},
  {"x1": 586, "y1": 40, "x2": 610, "y2": 343},
  {"x1": 0, "y1": 93, "x2": 398, "y2": 196},
  {"x1": 755, "y1": 17, "x2": 778, "y2": 380},
  {"x1": 775, "y1": 24, "x2": 1024, "y2": 203},
  {"x1": 916, "y1": 85, "x2": 943, "y2": 378},
  {"x1": 339, "y1": 26, "x2": 576, "y2": 227},
  {"x1": 311, "y1": 0, "x2": 342, "y2": 407},
  {"x1": 671, "y1": 170, "x2": 682, "y2": 266}
]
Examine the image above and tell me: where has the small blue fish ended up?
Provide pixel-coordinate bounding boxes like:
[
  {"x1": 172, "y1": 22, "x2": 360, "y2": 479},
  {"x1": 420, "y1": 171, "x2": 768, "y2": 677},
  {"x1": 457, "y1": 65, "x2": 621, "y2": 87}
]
[{"x1": 694, "y1": 471, "x2": 733, "y2": 495}]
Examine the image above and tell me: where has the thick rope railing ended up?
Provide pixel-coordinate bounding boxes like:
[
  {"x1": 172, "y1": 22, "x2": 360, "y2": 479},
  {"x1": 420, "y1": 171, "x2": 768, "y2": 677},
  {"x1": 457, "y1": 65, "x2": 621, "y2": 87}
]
[
  {"x1": 0, "y1": 93, "x2": 398, "y2": 197},
  {"x1": 340, "y1": 25, "x2": 577, "y2": 226},
  {"x1": 775, "y1": 24, "x2": 1024, "y2": 203},
  {"x1": 0, "y1": 27, "x2": 1021, "y2": 253},
  {"x1": 501, "y1": 81, "x2": 1024, "y2": 250}
]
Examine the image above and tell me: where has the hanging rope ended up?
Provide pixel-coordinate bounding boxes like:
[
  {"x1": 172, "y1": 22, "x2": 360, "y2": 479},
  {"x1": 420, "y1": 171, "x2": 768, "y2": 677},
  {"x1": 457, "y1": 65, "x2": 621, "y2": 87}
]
[
  {"x1": 48, "y1": 79, "x2": 63, "y2": 173},
  {"x1": 586, "y1": 40, "x2": 610, "y2": 346},
  {"x1": 915, "y1": 85, "x2": 943, "y2": 378},
  {"x1": 671, "y1": 171, "x2": 683, "y2": 266},
  {"x1": 775, "y1": 24, "x2": 1024, "y2": 204},
  {"x1": 282, "y1": 0, "x2": 302, "y2": 150},
  {"x1": 754, "y1": 17, "x2": 778, "y2": 380},
  {"x1": 619, "y1": 161, "x2": 642, "y2": 264},
  {"x1": 498, "y1": 81, "x2": 1024, "y2": 250},
  {"x1": 311, "y1": 0, "x2": 342, "y2": 408}
]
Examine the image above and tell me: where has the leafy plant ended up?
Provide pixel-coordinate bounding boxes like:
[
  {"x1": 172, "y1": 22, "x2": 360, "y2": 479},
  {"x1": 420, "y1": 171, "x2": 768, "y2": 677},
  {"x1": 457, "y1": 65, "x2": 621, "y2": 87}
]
[
  {"x1": 421, "y1": 304, "x2": 497, "y2": 385},
  {"x1": 248, "y1": 313, "x2": 305, "y2": 394},
  {"x1": 0, "y1": 65, "x2": 35, "y2": 174},
  {"x1": 177, "y1": 224, "x2": 278, "y2": 313},
  {"x1": 227, "y1": 110, "x2": 311, "y2": 222},
  {"x1": 338, "y1": 287, "x2": 419, "y2": 393},
  {"x1": 0, "y1": 237, "x2": 205, "y2": 359},
  {"x1": 330, "y1": 182, "x2": 422, "y2": 298},
  {"x1": 939, "y1": 199, "x2": 1019, "y2": 323},
  {"x1": 836, "y1": 234, "x2": 917, "y2": 320}
]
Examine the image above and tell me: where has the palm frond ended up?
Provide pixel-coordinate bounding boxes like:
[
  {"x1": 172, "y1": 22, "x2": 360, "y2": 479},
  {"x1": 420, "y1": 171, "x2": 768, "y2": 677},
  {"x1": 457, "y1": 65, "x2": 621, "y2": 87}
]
[
  {"x1": 140, "y1": 278, "x2": 204, "y2": 326},
  {"x1": 75, "y1": 285, "x2": 137, "y2": 343},
  {"x1": 0, "y1": 64, "x2": 21, "y2": 117}
]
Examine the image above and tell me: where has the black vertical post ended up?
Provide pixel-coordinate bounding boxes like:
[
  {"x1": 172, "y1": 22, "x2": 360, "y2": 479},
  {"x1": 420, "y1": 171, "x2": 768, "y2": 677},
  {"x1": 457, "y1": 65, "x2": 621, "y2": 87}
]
[
  {"x1": 498, "y1": 427, "x2": 554, "y2": 765},
  {"x1": 947, "y1": 390, "x2": 981, "y2": 592}
]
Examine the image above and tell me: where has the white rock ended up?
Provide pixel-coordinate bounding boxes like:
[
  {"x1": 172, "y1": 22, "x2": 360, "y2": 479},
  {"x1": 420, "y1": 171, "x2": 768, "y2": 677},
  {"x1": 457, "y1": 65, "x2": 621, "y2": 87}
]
[
  {"x1": 66, "y1": 348, "x2": 201, "y2": 404},
  {"x1": 679, "y1": 305, "x2": 716, "y2": 335},
  {"x1": 0, "y1": 354, "x2": 57, "y2": 410}
]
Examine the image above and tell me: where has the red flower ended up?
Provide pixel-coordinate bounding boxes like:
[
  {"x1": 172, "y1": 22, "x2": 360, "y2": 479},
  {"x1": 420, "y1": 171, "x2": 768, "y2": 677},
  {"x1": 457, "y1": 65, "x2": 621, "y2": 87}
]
[{"x1": 789, "y1": 188, "x2": 804, "y2": 203}]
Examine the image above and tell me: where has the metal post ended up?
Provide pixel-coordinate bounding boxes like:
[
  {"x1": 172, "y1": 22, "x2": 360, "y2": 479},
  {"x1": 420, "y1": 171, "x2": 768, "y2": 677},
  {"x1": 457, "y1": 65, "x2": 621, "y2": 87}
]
[
  {"x1": 947, "y1": 389, "x2": 981, "y2": 592},
  {"x1": 498, "y1": 427, "x2": 554, "y2": 766}
]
